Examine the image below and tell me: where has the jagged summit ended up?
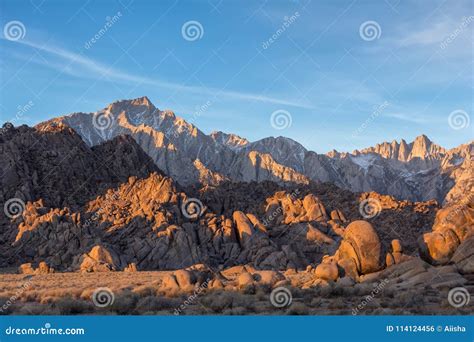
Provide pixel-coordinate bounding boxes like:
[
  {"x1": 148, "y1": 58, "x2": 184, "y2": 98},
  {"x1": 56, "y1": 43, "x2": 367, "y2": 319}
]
[
  {"x1": 326, "y1": 149, "x2": 340, "y2": 158},
  {"x1": 109, "y1": 96, "x2": 155, "y2": 108},
  {"x1": 28, "y1": 97, "x2": 472, "y2": 203},
  {"x1": 210, "y1": 131, "x2": 249, "y2": 150},
  {"x1": 354, "y1": 134, "x2": 445, "y2": 162}
]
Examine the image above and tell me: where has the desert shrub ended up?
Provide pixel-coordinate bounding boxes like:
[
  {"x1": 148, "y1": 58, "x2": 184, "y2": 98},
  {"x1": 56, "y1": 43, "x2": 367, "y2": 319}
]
[
  {"x1": 240, "y1": 285, "x2": 256, "y2": 295},
  {"x1": 200, "y1": 291, "x2": 234, "y2": 312},
  {"x1": 15, "y1": 302, "x2": 55, "y2": 315},
  {"x1": 231, "y1": 294, "x2": 256, "y2": 311},
  {"x1": 135, "y1": 295, "x2": 180, "y2": 312},
  {"x1": 132, "y1": 285, "x2": 157, "y2": 297},
  {"x1": 56, "y1": 297, "x2": 92, "y2": 314},
  {"x1": 286, "y1": 302, "x2": 309, "y2": 315},
  {"x1": 310, "y1": 297, "x2": 322, "y2": 306},
  {"x1": 222, "y1": 306, "x2": 248, "y2": 315},
  {"x1": 110, "y1": 291, "x2": 139, "y2": 315},
  {"x1": 255, "y1": 284, "x2": 272, "y2": 296}
]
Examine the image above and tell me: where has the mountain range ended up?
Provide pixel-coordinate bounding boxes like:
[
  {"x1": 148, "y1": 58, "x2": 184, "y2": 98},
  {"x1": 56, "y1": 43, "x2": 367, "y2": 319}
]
[
  {"x1": 0, "y1": 119, "x2": 441, "y2": 272},
  {"x1": 38, "y1": 96, "x2": 472, "y2": 204},
  {"x1": 0, "y1": 96, "x2": 472, "y2": 315}
]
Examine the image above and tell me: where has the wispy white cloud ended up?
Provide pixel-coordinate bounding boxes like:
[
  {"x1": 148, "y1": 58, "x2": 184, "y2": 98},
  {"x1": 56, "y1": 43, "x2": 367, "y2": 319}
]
[
  {"x1": 383, "y1": 112, "x2": 443, "y2": 124},
  {"x1": 394, "y1": 13, "x2": 473, "y2": 53},
  {"x1": 5, "y1": 39, "x2": 314, "y2": 109},
  {"x1": 398, "y1": 20, "x2": 452, "y2": 47}
]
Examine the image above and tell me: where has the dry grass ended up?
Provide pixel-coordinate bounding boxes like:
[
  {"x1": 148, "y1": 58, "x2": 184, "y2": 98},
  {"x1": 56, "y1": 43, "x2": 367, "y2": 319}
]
[{"x1": 0, "y1": 271, "x2": 469, "y2": 315}]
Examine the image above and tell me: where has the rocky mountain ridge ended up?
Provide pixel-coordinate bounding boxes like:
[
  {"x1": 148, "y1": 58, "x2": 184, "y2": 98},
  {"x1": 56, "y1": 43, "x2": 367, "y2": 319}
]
[
  {"x1": 34, "y1": 97, "x2": 471, "y2": 204},
  {"x1": 0, "y1": 122, "x2": 441, "y2": 272}
]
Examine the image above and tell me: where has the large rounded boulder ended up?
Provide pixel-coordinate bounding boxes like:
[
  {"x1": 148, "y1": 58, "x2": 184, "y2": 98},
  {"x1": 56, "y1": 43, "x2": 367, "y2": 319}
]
[
  {"x1": 418, "y1": 201, "x2": 473, "y2": 265},
  {"x1": 337, "y1": 220, "x2": 382, "y2": 275}
]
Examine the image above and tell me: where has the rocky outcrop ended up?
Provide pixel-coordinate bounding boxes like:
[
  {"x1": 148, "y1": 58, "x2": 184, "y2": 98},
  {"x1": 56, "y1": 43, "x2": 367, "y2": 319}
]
[
  {"x1": 385, "y1": 239, "x2": 412, "y2": 266},
  {"x1": 334, "y1": 220, "x2": 382, "y2": 277},
  {"x1": 232, "y1": 211, "x2": 256, "y2": 248},
  {"x1": 314, "y1": 262, "x2": 339, "y2": 281},
  {"x1": 0, "y1": 123, "x2": 159, "y2": 209},
  {"x1": 77, "y1": 245, "x2": 121, "y2": 272},
  {"x1": 450, "y1": 236, "x2": 474, "y2": 274},
  {"x1": 311, "y1": 220, "x2": 384, "y2": 282},
  {"x1": 418, "y1": 197, "x2": 474, "y2": 265},
  {"x1": 18, "y1": 261, "x2": 54, "y2": 274}
]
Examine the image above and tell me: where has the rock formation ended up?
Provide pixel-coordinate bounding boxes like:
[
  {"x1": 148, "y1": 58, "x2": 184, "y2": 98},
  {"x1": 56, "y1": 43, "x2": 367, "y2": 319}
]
[
  {"x1": 418, "y1": 196, "x2": 474, "y2": 265},
  {"x1": 0, "y1": 121, "x2": 442, "y2": 274}
]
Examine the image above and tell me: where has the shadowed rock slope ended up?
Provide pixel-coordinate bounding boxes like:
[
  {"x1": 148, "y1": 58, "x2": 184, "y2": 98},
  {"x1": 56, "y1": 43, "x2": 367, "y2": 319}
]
[{"x1": 1, "y1": 123, "x2": 443, "y2": 274}]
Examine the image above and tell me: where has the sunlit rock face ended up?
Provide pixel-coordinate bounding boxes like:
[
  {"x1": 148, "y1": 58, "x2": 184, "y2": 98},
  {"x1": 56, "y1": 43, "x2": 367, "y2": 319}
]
[
  {"x1": 418, "y1": 197, "x2": 474, "y2": 265},
  {"x1": 37, "y1": 97, "x2": 472, "y2": 204}
]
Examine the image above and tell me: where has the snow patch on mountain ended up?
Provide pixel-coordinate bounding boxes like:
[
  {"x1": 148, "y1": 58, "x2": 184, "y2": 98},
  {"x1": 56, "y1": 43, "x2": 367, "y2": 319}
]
[{"x1": 350, "y1": 154, "x2": 378, "y2": 172}]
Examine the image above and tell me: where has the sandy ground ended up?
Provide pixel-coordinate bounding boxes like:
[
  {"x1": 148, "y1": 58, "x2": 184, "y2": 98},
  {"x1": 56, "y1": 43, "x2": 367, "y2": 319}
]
[{"x1": 0, "y1": 270, "x2": 471, "y2": 316}]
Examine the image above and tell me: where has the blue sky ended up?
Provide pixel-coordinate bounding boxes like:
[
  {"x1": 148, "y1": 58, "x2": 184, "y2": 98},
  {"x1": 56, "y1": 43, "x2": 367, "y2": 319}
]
[{"x1": 0, "y1": 0, "x2": 472, "y2": 152}]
